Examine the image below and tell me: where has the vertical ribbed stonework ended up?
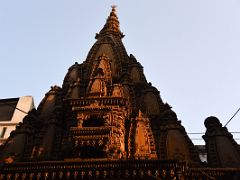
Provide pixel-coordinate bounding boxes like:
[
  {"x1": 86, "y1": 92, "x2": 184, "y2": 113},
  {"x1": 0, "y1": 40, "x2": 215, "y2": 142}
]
[{"x1": 97, "y1": 6, "x2": 124, "y2": 39}]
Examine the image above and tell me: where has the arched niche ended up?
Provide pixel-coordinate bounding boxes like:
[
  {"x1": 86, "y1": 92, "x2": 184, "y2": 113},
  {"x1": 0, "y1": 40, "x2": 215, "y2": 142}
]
[
  {"x1": 128, "y1": 112, "x2": 157, "y2": 159},
  {"x1": 90, "y1": 79, "x2": 102, "y2": 94},
  {"x1": 135, "y1": 122, "x2": 151, "y2": 158},
  {"x1": 82, "y1": 115, "x2": 105, "y2": 127},
  {"x1": 97, "y1": 55, "x2": 112, "y2": 82},
  {"x1": 95, "y1": 44, "x2": 119, "y2": 78},
  {"x1": 112, "y1": 84, "x2": 123, "y2": 97}
]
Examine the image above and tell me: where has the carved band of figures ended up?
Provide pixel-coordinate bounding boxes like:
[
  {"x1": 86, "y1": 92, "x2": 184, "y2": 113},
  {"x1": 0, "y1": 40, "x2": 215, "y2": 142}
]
[
  {"x1": 70, "y1": 127, "x2": 112, "y2": 135},
  {"x1": 74, "y1": 138, "x2": 107, "y2": 147},
  {"x1": 69, "y1": 97, "x2": 127, "y2": 107},
  {"x1": 0, "y1": 168, "x2": 179, "y2": 180}
]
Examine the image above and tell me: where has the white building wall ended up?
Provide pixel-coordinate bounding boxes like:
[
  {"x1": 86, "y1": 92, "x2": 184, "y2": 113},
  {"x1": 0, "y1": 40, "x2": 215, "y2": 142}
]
[{"x1": 0, "y1": 96, "x2": 34, "y2": 145}]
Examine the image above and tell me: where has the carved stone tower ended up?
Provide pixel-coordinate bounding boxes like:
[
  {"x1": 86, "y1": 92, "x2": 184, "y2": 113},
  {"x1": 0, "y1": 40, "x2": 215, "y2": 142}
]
[
  {"x1": 60, "y1": 7, "x2": 160, "y2": 160},
  {"x1": 1, "y1": 7, "x2": 239, "y2": 180},
  {"x1": 0, "y1": 5, "x2": 200, "y2": 165},
  {"x1": 58, "y1": 6, "x2": 200, "y2": 163}
]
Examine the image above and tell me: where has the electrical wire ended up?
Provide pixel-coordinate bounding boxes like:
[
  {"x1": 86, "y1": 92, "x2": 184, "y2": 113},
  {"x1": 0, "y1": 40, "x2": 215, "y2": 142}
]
[
  {"x1": 224, "y1": 107, "x2": 240, "y2": 127},
  {"x1": 2, "y1": 102, "x2": 29, "y2": 115},
  {"x1": 188, "y1": 132, "x2": 240, "y2": 135}
]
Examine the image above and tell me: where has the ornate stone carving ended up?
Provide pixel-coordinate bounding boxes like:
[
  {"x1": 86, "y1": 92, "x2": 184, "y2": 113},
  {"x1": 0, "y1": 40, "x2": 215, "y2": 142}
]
[{"x1": 128, "y1": 111, "x2": 157, "y2": 159}]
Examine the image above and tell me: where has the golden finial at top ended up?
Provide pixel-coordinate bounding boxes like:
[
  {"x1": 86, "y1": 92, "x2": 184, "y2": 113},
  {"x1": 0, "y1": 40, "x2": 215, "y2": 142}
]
[
  {"x1": 96, "y1": 5, "x2": 124, "y2": 39},
  {"x1": 111, "y1": 5, "x2": 117, "y2": 11}
]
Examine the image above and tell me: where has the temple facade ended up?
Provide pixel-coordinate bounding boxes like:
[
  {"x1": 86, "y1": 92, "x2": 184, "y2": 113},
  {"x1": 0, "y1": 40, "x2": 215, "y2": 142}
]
[{"x1": 0, "y1": 7, "x2": 240, "y2": 179}]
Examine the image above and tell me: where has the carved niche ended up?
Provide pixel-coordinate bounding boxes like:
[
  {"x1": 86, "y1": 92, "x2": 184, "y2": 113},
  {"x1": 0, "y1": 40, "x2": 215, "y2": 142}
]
[
  {"x1": 87, "y1": 54, "x2": 112, "y2": 97},
  {"x1": 112, "y1": 84, "x2": 124, "y2": 97},
  {"x1": 94, "y1": 43, "x2": 120, "y2": 78},
  {"x1": 128, "y1": 111, "x2": 157, "y2": 159}
]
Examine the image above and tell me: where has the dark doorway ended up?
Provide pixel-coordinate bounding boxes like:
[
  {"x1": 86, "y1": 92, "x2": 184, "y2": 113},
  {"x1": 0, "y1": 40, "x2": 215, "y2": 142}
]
[
  {"x1": 82, "y1": 115, "x2": 105, "y2": 127},
  {"x1": 79, "y1": 146, "x2": 104, "y2": 158}
]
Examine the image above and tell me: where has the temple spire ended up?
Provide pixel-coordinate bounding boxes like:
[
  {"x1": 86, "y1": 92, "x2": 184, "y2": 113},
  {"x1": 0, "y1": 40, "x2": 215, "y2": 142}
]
[{"x1": 96, "y1": 6, "x2": 124, "y2": 39}]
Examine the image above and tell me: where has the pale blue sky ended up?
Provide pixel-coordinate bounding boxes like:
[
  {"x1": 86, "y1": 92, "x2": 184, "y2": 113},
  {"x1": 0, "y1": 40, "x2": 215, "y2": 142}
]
[{"x1": 0, "y1": 1, "x2": 240, "y2": 144}]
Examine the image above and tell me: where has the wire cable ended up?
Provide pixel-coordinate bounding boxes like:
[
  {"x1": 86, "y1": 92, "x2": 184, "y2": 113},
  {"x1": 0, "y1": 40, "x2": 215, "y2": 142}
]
[
  {"x1": 224, "y1": 107, "x2": 240, "y2": 127},
  {"x1": 188, "y1": 132, "x2": 240, "y2": 135}
]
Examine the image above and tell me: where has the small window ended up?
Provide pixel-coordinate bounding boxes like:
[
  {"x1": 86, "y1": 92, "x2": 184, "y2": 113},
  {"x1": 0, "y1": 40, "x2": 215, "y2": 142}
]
[
  {"x1": 79, "y1": 146, "x2": 104, "y2": 158},
  {"x1": 0, "y1": 127, "x2": 7, "y2": 138},
  {"x1": 82, "y1": 115, "x2": 105, "y2": 127}
]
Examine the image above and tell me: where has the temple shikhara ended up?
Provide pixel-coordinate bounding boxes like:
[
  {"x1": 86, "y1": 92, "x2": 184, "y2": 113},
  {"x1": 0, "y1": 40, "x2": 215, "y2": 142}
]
[{"x1": 0, "y1": 7, "x2": 240, "y2": 179}]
